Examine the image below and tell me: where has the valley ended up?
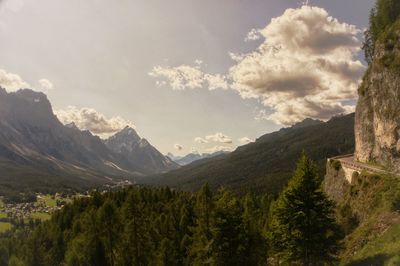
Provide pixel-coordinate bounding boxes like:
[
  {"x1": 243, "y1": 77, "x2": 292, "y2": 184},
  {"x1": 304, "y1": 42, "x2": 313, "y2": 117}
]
[{"x1": 0, "y1": 0, "x2": 399, "y2": 265}]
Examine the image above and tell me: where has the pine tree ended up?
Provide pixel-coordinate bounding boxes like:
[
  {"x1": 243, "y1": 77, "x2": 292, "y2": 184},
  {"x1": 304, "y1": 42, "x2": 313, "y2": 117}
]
[
  {"x1": 269, "y1": 152, "x2": 341, "y2": 265},
  {"x1": 242, "y1": 194, "x2": 268, "y2": 265},
  {"x1": 97, "y1": 199, "x2": 120, "y2": 266},
  {"x1": 211, "y1": 190, "x2": 248, "y2": 266},
  {"x1": 189, "y1": 183, "x2": 214, "y2": 265}
]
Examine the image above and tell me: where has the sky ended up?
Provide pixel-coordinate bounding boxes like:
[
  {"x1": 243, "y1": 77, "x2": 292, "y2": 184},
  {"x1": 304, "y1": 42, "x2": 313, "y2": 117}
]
[{"x1": 0, "y1": 0, "x2": 375, "y2": 155}]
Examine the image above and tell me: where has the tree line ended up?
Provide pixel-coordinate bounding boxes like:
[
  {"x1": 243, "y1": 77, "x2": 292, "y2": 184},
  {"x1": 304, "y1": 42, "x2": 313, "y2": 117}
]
[{"x1": 0, "y1": 153, "x2": 341, "y2": 266}]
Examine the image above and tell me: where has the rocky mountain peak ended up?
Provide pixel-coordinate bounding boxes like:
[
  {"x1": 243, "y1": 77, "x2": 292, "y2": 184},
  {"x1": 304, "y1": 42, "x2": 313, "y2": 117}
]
[
  {"x1": 292, "y1": 118, "x2": 323, "y2": 129},
  {"x1": 65, "y1": 122, "x2": 79, "y2": 130},
  {"x1": 0, "y1": 89, "x2": 57, "y2": 127},
  {"x1": 105, "y1": 127, "x2": 141, "y2": 153}
]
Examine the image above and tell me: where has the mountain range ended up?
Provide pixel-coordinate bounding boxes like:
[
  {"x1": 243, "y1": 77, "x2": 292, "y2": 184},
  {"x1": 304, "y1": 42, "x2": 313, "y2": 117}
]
[
  {"x1": 0, "y1": 87, "x2": 356, "y2": 197},
  {"x1": 0, "y1": 88, "x2": 178, "y2": 196},
  {"x1": 166, "y1": 151, "x2": 229, "y2": 166},
  {"x1": 142, "y1": 114, "x2": 355, "y2": 195}
]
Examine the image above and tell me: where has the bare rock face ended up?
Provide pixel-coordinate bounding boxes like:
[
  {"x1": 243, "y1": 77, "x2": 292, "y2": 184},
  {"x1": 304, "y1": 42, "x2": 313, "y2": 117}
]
[{"x1": 355, "y1": 25, "x2": 400, "y2": 171}]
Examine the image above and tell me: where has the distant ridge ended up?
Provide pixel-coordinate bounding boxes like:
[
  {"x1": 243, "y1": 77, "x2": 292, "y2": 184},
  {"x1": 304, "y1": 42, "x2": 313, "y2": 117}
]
[
  {"x1": 167, "y1": 151, "x2": 229, "y2": 166},
  {"x1": 142, "y1": 114, "x2": 355, "y2": 195}
]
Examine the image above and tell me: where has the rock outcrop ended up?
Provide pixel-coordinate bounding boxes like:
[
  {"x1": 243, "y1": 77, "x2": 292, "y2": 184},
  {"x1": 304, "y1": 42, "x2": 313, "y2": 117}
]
[{"x1": 355, "y1": 22, "x2": 400, "y2": 171}]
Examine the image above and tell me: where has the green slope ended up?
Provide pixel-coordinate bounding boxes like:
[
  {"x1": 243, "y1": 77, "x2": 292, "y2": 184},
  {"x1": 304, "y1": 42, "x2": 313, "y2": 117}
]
[{"x1": 142, "y1": 114, "x2": 355, "y2": 195}]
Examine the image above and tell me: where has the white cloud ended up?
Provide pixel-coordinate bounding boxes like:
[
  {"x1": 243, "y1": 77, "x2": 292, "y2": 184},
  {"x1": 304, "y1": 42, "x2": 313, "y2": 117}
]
[
  {"x1": 55, "y1": 106, "x2": 135, "y2": 138},
  {"x1": 238, "y1": 137, "x2": 253, "y2": 144},
  {"x1": 0, "y1": 69, "x2": 56, "y2": 93},
  {"x1": 245, "y1": 28, "x2": 261, "y2": 42},
  {"x1": 0, "y1": 69, "x2": 30, "y2": 91},
  {"x1": 228, "y1": 52, "x2": 245, "y2": 62},
  {"x1": 38, "y1": 79, "x2": 54, "y2": 90},
  {"x1": 149, "y1": 65, "x2": 204, "y2": 91},
  {"x1": 206, "y1": 145, "x2": 233, "y2": 153},
  {"x1": 149, "y1": 65, "x2": 228, "y2": 91},
  {"x1": 229, "y1": 5, "x2": 365, "y2": 125},
  {"x1": 174, "y1": 144, "x2": 184, "y2": 151},
  {"x1": 204, "y1": 74, "x2": 228, "y2": 90},
  {"x1": 205, "y1": 132, "x2": 233, "y2": 144},
  {"x1": 151, "y1": 6, "x2": 365, "y2": 126},
  {"x1": 194, "y1": 137, "x2": 208, "y2": 144}
]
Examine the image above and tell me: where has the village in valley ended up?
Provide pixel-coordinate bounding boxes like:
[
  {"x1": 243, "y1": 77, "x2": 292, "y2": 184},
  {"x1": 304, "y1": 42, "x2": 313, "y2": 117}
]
[
  {"x1": 0, "y1": 180, "x2": 134, "y2": 233},
  {"x1": 0, "y1": 193, "x2": 74, "y2": 233}
]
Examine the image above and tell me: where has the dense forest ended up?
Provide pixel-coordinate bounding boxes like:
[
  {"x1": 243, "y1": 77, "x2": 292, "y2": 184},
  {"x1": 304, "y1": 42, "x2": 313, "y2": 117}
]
[{"x1": 0, "y1": 154, "x2": 341, "y2": 266}]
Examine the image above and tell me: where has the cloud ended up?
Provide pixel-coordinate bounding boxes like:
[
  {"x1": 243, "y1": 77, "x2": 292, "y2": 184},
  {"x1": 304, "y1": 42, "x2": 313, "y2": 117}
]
[
  {"x1": 238, "y1": 137, "x2": 253, "y2": 144},
  {"x1": 206, "y1": 145, "x2": 233, "y2": 153},
  {"x1": 228, "y1": 52, "x2": 245, "y2": 62},
  {"x1": 0, "y1": 69, "x2": 55, "y2": 93},
  {"x1": 205, "y1": 133, "x2": 233, "y2": 144},
  {"x1": 55, "y1": 106, "x2": 135, "y2": 138},
  {"x1": 204, "y1": 74, "x2": 228, "y2": 90},
  {"x1": 229, "y1": 5, "x2": 365, "y2": 125},
  {"x1": 174, "y1": 144, "x2": 184, "y2": 151},
  {"x1": 245, "y1": 28, "x2": 261, "y2": 42},
  {"x1": 151, "y1": 6, "x2": 365, "y2": 126},
  {"x1": 195, "y1": 59, "x2": 203, "y2": 65},
  {"x1": 149, "y1": 65, "x2": 228, "y2": 91},
  {"x1": 149, "y1": 65, "x2": 204, "y2": 91},
  {"x1": 194, "y1": 137, "x2": 208, "y2": 144},
  {"x1": 0, "y1": 69, "x2": 30, "y2": 91},
  {"x1": 38, "y1": 79, "x2": 54, "y2": 90}
]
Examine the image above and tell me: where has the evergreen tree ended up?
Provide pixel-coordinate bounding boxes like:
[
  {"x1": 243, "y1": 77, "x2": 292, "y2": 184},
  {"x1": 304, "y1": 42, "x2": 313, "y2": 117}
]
[
  {"x1": 190, "y1": 183, "x2": 214, "y2": 265},
  {"x1": 97, "y1": 199, "x2": 120, "y2": 266},
  {"x1": 269, "y1": 152, "x2": 341, "y2": 265},
  {"x1": 242, "y1": 194, "x2": 268, "y2": 265},
  {"x1": 211, "y1": 190, "x2": 247, "y2": 266}
]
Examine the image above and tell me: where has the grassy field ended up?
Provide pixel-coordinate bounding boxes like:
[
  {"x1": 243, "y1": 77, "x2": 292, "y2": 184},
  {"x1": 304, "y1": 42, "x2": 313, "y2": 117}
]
[
  {"x1": 30, "y1": 212, "x2": 51, "y2": 221},
  {"x1": 0, "y1": 222, "x2": 12, "y2": 233},
  {"x1": 39, "y1": 195, "x2": 57, "y2": 207},
  {"x1": 0, "y1": 212, "x2": 7, "y2": 219},
  {"x1": 346, "y1": 223, "x2": 400, "y2": 265}
]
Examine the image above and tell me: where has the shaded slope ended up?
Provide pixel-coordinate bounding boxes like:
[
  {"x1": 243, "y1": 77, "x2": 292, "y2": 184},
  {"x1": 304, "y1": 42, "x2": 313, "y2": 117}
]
[
  {"x1": 0, "y1": 88, "x2": 178, "y2": 195},
  {"x1": 142, "y1": 114, "x2": 355, "y2": 195}
]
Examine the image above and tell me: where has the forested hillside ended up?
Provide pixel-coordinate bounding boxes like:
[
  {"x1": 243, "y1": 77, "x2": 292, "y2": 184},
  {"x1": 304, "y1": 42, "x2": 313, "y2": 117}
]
[
  {"x1": 144, "y1": 114, "x2": 355, "y2": 195},
  {"x1": 0, "y1": 154, "x2": 342, "y2": 266},
  {"x1": 0, "y1": 185, "x2": 273, "y2": 265}
]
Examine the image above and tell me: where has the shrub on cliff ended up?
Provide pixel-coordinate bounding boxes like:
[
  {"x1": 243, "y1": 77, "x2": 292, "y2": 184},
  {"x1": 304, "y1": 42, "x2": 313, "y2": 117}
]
[{"x1": 364, "y1": 0, "x2": 400, "y2": 63}]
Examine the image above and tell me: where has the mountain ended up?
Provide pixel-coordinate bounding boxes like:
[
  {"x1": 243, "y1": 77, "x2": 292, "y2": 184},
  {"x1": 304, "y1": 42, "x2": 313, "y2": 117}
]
[
  {"x1": 291, "y1": 118, "x2": 323, "y2": 129},
  {"x1": 105, "y1": 127, "x2": 178, "y2": 174},
  {"x1": 168, "y1": 151, "x2": 229, "y2": 166},
  {"x1": 142, "y1": 114, "x2": 355, "y2": 195},
  {"x1": 0, "y1": 88, "x2": 176, "y2": 195},
  {"x1": 355, "y1": 21, "x2": 400, "y2": 171},
  {"x1": 166, "y1": 152, "x2": 182, "y2": 161}
]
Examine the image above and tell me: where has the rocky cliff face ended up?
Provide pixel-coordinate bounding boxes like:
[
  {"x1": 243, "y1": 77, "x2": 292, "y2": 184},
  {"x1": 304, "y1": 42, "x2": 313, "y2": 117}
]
[
  {"x1": 355, "y1": 23, "x2": 400, "y2": 171},
  {"x1": 105, "y1": 127, "x2": 179, "y2": 174}
]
